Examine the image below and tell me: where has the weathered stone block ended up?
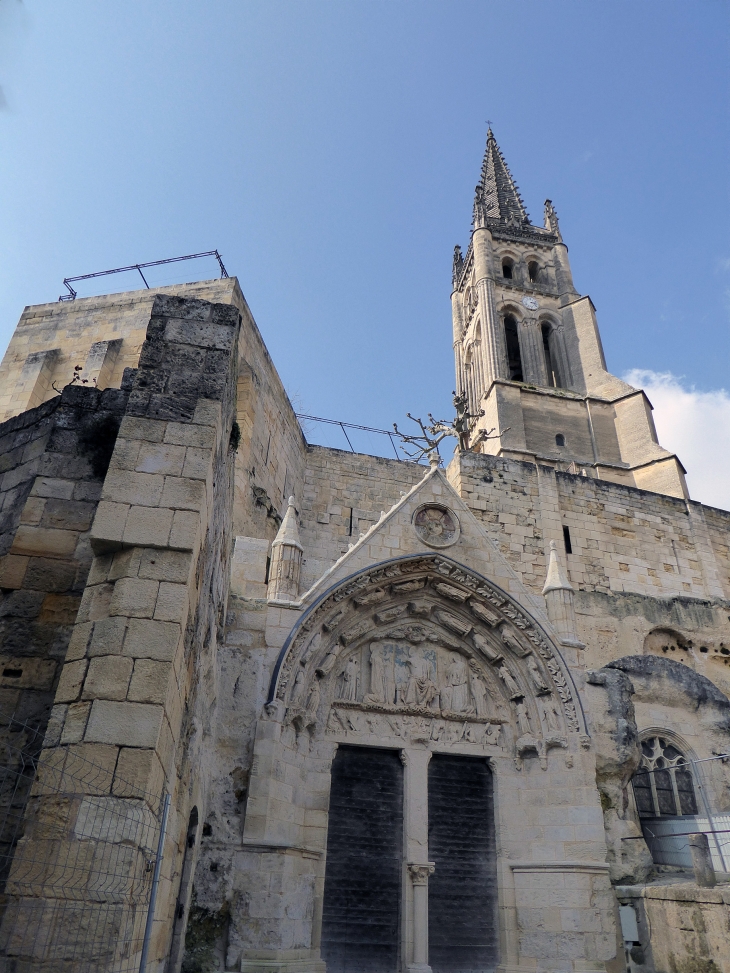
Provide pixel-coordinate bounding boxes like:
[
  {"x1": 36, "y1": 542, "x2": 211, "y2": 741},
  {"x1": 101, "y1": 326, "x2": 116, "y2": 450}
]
[
  {"x1": 82, "y1": 656, "x2": 134, "y2": 701},
  {"x1": 160, "y1": 476, "x2": 207, "y2": 511},
  {"x1": 122, "y1": 505, "x2": 173, "y2": 547},
  {"x1": 10, "y1": 525, "x2": 78, "y2": 558},
  {"x1": 90, "y1": 500, "x2": 130, "y2": 548},
  {"x1": 87, "y1": 616, "x2": 127, "y2": 657},
  {"x1": 54, "y1": 659, "x2": 88, "y2": 703},
  {"x1": 168, "y1": 509, "x2": 201, "y2": 551},
  {"x1": 0, "y1": 553, "x2": 28, "y2": 588},
  {"x1": 102, "y1": 469, "x2": 164, "y2": 507},
  {"x1": 122, "y1": 618, "x2": 181, "y2": 661},
  {"x1": 153, "y1": 581, "x2": 189, "y2": 623},
  {"x1": 85, "y1": 699, "x2": 163, "y2": 748},
  {"x1": 135, "y1": 442, "x2": 186, "y2": 476},
  {"x1": 163, "y1": 421, "x2": 216, "y2": 449},
  {"x1": 137, "y1": 549, "x2": 192, "y2": 584},
  {"x1": 127, "y1": 659, "x2": 172, "y2": 705},
  {"x1": 114, "y1": 746, "x2": 164, "y2": 800},
  {"x1": 109, "y1": 577, "x2": 158, "y2": 618},
  {"x1": 59, "y1": 701, "x2": 92, "y2": 743}
]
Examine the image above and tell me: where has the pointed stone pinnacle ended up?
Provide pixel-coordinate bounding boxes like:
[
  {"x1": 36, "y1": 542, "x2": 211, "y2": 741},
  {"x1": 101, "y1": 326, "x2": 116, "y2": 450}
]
[
  {"x1": 272, "y1": 496, "x2": 303, "y2": 552},
  {"x1": 542, "y1": 539, "x2": 573, "y2": 594}
]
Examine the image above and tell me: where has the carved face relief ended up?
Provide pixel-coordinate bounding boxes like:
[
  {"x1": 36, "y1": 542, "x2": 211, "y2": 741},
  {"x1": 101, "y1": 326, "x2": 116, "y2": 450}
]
[
  {"x1": 412, "y1": 505, "x2": 460, "y2": 549},
  {"x1": 274, "y1": 554, "x2": 583, "y2": 766}
]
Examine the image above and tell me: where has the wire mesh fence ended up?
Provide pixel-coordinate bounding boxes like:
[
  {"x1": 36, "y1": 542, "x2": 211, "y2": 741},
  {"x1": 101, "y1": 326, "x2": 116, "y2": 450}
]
[{"x1": 0, "y1": 710, "x2": 166, "y2": 972}]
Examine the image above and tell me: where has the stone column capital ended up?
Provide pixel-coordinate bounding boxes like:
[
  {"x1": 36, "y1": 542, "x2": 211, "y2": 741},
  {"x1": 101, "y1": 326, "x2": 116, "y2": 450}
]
[{"x1": 407, "y1": 862, "x2": 435, "y2": 886}]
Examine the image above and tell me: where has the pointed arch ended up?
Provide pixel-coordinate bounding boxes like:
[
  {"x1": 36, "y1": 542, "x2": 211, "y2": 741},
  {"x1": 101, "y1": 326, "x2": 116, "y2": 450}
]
[{"x1": 268, "y1": 554, "x2": 588, "y2": 757}]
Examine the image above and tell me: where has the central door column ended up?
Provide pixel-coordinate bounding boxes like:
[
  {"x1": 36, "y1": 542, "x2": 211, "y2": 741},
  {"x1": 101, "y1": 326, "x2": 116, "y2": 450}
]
[
  {"x1": 408, "y1": 862, "x2": 436, "y2": 972},
  {"x1": 403, "y1": 748, "x2": 434, "y2": 973}
]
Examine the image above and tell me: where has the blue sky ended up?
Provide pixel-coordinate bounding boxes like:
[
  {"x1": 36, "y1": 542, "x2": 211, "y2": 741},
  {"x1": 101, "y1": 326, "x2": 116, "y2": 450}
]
[{"x1": 1, "y1": 1, "x2": 729, "y2": 501}]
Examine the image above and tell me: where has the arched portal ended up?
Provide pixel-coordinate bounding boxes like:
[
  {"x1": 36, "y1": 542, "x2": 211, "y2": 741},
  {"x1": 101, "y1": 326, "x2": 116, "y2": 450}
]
[{"x1": 243, "y1": 555, "x2": 593, "y2": 973}]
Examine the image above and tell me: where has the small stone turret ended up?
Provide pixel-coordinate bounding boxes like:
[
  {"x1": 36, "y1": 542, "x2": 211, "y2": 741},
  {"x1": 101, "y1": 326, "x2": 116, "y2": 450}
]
[
  {"x1": 542, "y1": 540, "x2": 584, "y2": 647},
  {"x1": 267, "y1": 496, "x2": 303, "y2": 602}
]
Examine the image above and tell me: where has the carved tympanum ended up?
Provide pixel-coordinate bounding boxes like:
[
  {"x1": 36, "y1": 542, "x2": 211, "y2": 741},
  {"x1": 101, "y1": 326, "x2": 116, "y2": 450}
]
[{"x1": 274, "y1": 555, "x2": 583, "y2": 767}]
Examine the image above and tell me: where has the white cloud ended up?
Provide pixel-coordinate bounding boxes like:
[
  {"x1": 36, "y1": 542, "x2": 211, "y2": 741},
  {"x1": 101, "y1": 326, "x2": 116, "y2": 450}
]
[{"x1": 623, "y1": 370, "x2": 730, "y2": 511}]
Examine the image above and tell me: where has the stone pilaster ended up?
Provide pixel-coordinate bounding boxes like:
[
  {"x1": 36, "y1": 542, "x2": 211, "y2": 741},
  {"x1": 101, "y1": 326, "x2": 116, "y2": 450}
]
[{"x1": 473, "y1": 226, "x2": 507, "y2": 387}]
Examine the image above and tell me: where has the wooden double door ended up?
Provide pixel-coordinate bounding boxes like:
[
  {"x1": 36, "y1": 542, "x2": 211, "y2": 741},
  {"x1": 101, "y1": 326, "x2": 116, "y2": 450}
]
[{"x1": 321, "y1": 746, "x2": 497, "y2": 973}]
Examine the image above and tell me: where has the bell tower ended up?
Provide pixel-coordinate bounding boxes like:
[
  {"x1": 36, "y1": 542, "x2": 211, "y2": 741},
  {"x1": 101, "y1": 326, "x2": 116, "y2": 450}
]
[{"x1": 452, "y1": 128, "x2": 688, "y2": 499}]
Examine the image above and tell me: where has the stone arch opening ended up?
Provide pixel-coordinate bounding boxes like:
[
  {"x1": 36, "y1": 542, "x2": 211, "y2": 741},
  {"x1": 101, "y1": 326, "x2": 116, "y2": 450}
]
[{"x1": 250, "y1": 555, "x2": 589, "y2": 973}]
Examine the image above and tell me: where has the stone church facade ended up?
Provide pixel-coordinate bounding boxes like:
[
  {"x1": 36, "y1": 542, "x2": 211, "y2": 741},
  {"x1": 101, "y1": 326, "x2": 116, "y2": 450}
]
[{"x1": 0, "y1": 131, "x2": 728, "y2": 973}]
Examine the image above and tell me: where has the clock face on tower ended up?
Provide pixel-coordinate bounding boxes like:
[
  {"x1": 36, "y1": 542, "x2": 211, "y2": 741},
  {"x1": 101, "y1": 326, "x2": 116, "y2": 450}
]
[{"x1": 521, "y1": 296, "x2": 539, "y2": 311}]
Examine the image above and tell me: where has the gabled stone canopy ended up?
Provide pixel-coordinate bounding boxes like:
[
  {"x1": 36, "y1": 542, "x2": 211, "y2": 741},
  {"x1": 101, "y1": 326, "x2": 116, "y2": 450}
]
[{"x1": 300, "y1": 463, "x2": 550, "y2": 622}]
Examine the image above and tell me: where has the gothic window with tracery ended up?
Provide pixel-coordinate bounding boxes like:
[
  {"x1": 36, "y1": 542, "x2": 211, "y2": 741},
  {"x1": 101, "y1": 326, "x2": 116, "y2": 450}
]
[{"x1": 631, "y1": 736, "x2": 698, "y2": 818}]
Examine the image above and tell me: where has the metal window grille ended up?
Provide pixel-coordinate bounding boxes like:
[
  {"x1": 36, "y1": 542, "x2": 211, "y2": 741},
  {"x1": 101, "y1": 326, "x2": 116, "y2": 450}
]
[{"x1": 0, "y1": 710, "x2": 167, "y2": 972}]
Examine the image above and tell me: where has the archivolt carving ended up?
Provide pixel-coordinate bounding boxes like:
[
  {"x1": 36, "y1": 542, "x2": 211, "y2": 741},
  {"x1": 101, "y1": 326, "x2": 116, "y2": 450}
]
[{"x1": 271, "y1": 555, "x2": 585, "y2": 767}]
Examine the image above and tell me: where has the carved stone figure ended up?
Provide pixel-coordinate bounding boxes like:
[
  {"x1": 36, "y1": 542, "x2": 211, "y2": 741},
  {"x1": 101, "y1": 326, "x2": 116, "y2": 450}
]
[
  {"x1": 514, "y1": 698, "x2": 533, "y2": 737},
  {"x1": 441, "y1": 653, "x2": 472, "y2": 715},
  {"x1": 304, "y1": 677, "x2": 320, "y2": 726},
  {"x1": 500, "y1": 625, "x2": 528, "y2": 657},
  {"x1": 316, "y1": 644, "x2": 339, "y2": 677},
  {"x1": 497, "y1": 661, "x2": 522, "y2": 698},
  {"x1": 472, "y1": 630, "x2": 501, "y2": 662},
  {"x1": 365, "y1": 643, "x2": 387, "y2": 703},
  {"x1": 539, "y1": 697, "x2": 562, "y2": 733},
  {"x1": 404, "y1": 650, "x2": 439, "y2": 709},
  {"x1": 290, "y1": 666, "x2": 307, "y2": 703},
  {"x1": 526, "y1": 655, "x2": 551, "y2": 695},
  {"x1": 338, "y1": 657, "x2": 359, "y2": 701},
  {"x1": 468, "y1": 660, "x2": 491, "y2": 718}
]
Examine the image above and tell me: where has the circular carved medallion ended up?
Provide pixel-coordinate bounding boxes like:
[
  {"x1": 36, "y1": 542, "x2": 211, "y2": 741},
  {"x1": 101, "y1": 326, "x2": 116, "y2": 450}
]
[{"x1": 412, "y1": 504, "x2": 460, "y2": 548}]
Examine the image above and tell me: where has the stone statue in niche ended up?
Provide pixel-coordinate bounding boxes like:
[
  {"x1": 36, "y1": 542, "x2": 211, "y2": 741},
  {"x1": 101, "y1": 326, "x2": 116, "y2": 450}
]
[
  {"x1": 301, "y1": 631, "x2": 321, "y2": 663},
  {"x1": 538, "y1": 696, "x2": 562, "y2": 733},
  {"x1": 290, "y1": 666, "x2": 307, "y2": 704},
  {"x1": 526, "y1": 655, "x2": 551, "y2": 695},
  {"x1": 337, "y1": 657, "x2": 359, "y2": 702},
  {"x1": 497, "y1": 660, "x2": 523, "y2": 699},
  {"x1": 514, "y1": 698, "x2": 533, "y2": 737},
  {"x1": 316, "y1": 643, "x2": 339, "y2": 677},
  {"x1": 472, "y1": 630, "x2": 502, "y2": 663},
  {"x1": 365, "y1": 643, "x2": 387, "y2": 703},
  {"x1": 441, "y1": 653, "x2": 473, "y2": 715},
  {"x1": 468, "y1": 660, "x2": 492, "y2": 719},
  {"x1": 303, "y1": 677, "x2": 321, "y2": 728},
  {"x1": 500, "y1": 625, "x2": 529, "y2": 658},
  {"x1": 403, "y1": 649, "x2": 439, "y2": 710}
]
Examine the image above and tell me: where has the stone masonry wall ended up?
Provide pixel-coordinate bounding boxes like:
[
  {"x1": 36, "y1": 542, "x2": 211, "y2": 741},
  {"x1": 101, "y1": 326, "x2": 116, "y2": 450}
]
[
  {"x1": 1, "y1": 294, "x2": 241, "y2": 971},
  {"x1": 0, "y1": 278, "x2": 242, "y2": 421},
  {"x1": 448, "y1": 450, "x2": 730, "y2": 603},
  {"x1": 0, "y1": 383, "x2": 128, "y2": 733}
]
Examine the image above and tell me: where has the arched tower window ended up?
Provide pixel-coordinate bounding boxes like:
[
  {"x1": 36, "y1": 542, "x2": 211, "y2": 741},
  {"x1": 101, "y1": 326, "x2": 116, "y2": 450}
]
[
  {"x1": 503, "y1": 315, "x2": 523, "y2": 382},
  {"x1": 541, "y1": 322, "x2": 562, "y2": 388},
  {"x1": 528, "y1": 261, "x2": 539, "y2": 283},
  {"x1": 631, "y1": 737, "x2": 698, "y2": 819},
  {"x1": 502, "y1": 258, "x2": 513, "y2": 279}
]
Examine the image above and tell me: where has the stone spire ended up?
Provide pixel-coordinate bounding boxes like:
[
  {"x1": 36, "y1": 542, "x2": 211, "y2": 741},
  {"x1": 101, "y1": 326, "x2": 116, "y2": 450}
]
[
  {"x1": 542, "y1": 540, "x2": 584, "y2": 648},
  {"x1": 267, "y1": 497, "x2": 303, "y2": 602},
  {"x1": 473, "y1": 128, "x2": 530, "y2": 228}
]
